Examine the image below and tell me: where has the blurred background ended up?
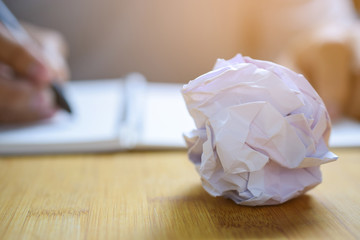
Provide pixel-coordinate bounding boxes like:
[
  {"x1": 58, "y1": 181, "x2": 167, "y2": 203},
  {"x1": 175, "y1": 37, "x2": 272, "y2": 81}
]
[{"x1": 4, "y1": 0, "x2": 360, "y2": 85}]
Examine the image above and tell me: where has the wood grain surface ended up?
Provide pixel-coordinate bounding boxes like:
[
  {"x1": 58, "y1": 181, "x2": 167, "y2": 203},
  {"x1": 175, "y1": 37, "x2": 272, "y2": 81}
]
[{"x1": 0, "y1": 148, "x2": 359, "y2": 239}]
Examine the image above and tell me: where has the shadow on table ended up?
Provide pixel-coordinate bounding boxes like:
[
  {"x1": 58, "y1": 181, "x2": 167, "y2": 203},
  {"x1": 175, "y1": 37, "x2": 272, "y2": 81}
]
[{"x1": 148, "y1": 184, "x2": 322, "y2": 239}]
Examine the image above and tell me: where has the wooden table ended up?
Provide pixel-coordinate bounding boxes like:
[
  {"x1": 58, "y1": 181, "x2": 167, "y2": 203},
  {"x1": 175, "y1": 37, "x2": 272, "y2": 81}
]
[{"x1": 0, "y1": 148, "x2": 359, "y2": 239}]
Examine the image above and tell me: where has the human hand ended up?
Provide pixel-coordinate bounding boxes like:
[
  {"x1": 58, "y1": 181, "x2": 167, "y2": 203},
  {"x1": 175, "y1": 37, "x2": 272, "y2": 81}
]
[
  {"x1": 0, "y1": 22, "x2": 69, "y2": 124},
  {"x1": 278, "y1": 24, "x2": 360, "y2": 122}
]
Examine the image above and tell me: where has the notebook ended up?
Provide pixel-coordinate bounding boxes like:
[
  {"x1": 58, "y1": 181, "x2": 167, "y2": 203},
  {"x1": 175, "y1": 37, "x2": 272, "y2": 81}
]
[
  {"x1": 0, "y1": 73, "x2": 359, "y2": 155},
  {"x1": 0, "y1": 73, "x2": 195, "y2": 155}
]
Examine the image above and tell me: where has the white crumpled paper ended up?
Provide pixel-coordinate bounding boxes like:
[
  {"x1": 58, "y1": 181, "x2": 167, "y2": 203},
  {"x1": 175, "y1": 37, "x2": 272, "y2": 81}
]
[{"x1": 182, "y1": 54, "x2": 338, "y2": 206}]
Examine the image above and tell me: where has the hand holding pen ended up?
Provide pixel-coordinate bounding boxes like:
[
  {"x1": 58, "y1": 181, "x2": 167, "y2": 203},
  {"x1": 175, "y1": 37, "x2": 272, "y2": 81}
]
[{"x1": 0, "y1": 1, "x2": 71, "y2": 124}]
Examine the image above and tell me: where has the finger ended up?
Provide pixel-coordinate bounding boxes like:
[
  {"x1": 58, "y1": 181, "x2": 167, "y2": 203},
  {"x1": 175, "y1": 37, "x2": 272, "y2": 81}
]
[
  {"x1": 347, "y1": 74, "x2": 360, "y2": 120},
  {"x1": 284, "y1": 28, "x2": 352, "y2": 121},
  {"x1": 0, "y1": 77, "x2": 56, "y2": 124},
  {"x1": 0, "y1": 33, "x2": 51, "y2": 86},
  {"x1": 23, "y1": 23, "x2": 70, "y2": 82},
  {"x1": 41, "y1": 45, "x2": 70, "y2": 83},
  {"x1": 311, "y1": 41, "x2": 352, "y2": 121}
]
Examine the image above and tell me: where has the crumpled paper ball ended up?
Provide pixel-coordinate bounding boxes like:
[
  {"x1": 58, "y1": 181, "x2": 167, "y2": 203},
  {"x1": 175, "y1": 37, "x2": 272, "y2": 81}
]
[{"x1": 182, "y1": 54, "x2": 338, "y2": 206}]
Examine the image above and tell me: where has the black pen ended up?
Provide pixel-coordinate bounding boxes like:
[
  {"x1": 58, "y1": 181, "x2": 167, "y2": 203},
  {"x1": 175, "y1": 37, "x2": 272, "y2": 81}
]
[{"x1": 0, "y1": 0, "x2": 72, "y2": 113}]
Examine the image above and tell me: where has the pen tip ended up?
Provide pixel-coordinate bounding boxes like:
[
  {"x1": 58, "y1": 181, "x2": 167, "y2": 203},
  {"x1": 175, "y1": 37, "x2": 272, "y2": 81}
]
[{"x1": 51, "y1": 82, "x2": 72, "y2": 114}]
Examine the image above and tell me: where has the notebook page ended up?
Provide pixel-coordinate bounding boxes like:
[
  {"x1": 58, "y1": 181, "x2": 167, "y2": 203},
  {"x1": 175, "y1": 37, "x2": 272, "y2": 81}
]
[
  {"x1": 0, "y1": 79, "x2": 124, "y2": 154},
  {"x1": 137, "y1": 83, "x2": 195, "y2": 149},
  {"x1": 330, "y1": 118, "x2": 360, "y2": 147}
]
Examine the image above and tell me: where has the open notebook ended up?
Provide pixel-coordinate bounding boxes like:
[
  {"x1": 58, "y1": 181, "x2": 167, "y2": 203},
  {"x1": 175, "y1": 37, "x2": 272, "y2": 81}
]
[
  {"x1": 0, "y1": 73, "x2": 359, "y2": 155},
  {"x1": 0, "y1": 73, "x2": 195, "y2": 155}
]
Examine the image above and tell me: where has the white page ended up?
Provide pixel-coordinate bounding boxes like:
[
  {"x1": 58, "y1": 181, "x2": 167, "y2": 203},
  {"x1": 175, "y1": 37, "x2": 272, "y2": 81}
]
[
  {"x1": 0, "y1": 79, "x2": 125, "y2": 154},
  {"x1": 329, "y1": 118, "x2": 360, "y2": 147},
  {"x1": 137, "y1": 83, "x2": 195, "y2": 149}
]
